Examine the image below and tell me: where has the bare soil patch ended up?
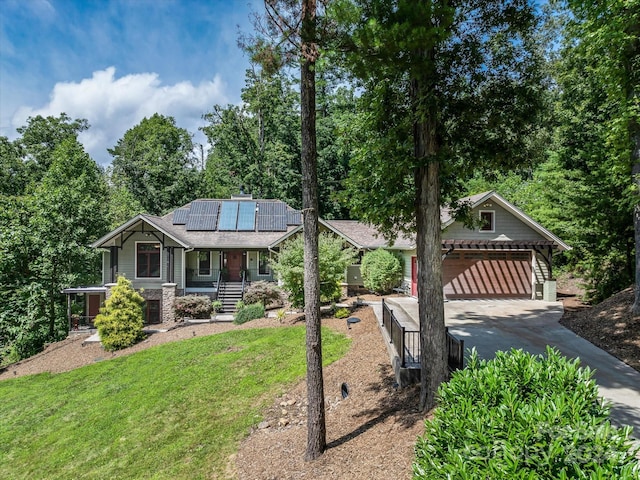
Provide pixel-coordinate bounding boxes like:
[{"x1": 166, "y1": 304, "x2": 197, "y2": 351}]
[{"x1": 560, "y1": 286, "x2": 640, "y2": 373}]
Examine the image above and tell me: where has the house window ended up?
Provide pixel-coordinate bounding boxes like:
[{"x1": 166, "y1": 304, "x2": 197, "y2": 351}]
[
  {"x1": 479, "y1": 211, "x2": 495, "y2": 232},
  {"x1": 259, "y1": 252, "x2": 270, "y2": 275},
  {"x1": 136, "y1": 242, "x2": 161, "y2": 278},
  {"x1": 198, "y1": 251, "x2": 211, "y2": 276},
  {"x1": 145, "y1": 300, "x2": 161, "y2": 324}
]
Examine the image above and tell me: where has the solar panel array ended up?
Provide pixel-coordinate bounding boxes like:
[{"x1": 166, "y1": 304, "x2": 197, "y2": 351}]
[
  {"x1": 176, "y1": 200, "x2": 299, "y2": 232},
  {"x1": 185, "y1": 201, "x2": 220, "y2": 231}
]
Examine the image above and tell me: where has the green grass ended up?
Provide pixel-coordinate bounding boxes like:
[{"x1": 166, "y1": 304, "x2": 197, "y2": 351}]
[{"x1": 0, "y1": 326, "x2": 350, "y2": 480}]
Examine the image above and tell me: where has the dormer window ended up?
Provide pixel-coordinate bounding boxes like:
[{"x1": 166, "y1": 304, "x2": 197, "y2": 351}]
[{"x1": 479, "y1": 211, "x2": 495, "y2": 232}]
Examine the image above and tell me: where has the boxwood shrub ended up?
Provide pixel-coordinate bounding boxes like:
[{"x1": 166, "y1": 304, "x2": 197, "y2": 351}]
[
  {"x1": 413, "y1": 347, "x2": 639, "y2": 479},
  {"x1": 234, "y1": 302, "x2": 265, "y2": 325}
]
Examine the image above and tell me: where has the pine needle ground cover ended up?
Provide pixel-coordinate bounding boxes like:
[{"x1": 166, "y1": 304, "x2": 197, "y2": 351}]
[{"x1": 0, "y1": 326, "x2": 350, "y2": 480}]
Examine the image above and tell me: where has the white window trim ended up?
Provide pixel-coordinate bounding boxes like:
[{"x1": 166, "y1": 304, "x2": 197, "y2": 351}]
[
  {"x1": 197, "y1": 250, "x2": 212, "y2": 277},
  {"x1": 479, "y1": 210, "x2": 495, "y2": 233},
  {"x1": 135, "y1": 241, "x2": 162, "y2": 280}
]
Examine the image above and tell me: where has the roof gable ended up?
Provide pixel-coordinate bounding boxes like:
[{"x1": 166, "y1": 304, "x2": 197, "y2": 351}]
[{"x1": 442, "y1": 191, "x2": 570, "y2": 251}]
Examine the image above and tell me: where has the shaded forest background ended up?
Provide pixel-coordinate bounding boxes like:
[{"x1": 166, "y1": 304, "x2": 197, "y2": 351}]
[{"x1": 0, "y1": 0, "x2": 637, "y2": 364}]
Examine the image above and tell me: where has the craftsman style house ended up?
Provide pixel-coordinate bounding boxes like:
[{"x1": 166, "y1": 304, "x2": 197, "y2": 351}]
[{"x1": 66, "y1": 191, "x2": 568, "y2": 328}]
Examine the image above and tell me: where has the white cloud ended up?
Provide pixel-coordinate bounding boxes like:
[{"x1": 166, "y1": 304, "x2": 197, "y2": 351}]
[{"x1": 11, "y1": 67, "x2": 229, "y2": 165}]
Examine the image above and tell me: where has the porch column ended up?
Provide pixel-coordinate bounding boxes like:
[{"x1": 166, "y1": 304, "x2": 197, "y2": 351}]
[
  {"x1": 105, "y1": 283, "x2": 116, "y2": 300},
  {"x1": 162, "y1": 283, "x2": 177, "y2": 323},
  {"x1": 109, "y1": 247, "x2": 118, "y2": 283}
]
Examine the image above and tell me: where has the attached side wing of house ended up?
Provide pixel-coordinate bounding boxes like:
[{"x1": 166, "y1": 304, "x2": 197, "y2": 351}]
[{"x1": 401, "y1": 191, "x2": 570, "y2": 300}]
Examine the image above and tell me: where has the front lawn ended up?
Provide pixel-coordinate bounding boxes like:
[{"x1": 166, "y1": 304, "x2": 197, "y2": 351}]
[{"x1": 0, "y1": 326, "x2": 350, "y2": 480}]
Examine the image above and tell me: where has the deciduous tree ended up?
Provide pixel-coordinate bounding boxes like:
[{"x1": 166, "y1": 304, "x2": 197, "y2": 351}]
[{"x1": 109, "y1": 113, "x2": 200, "y2": 215}]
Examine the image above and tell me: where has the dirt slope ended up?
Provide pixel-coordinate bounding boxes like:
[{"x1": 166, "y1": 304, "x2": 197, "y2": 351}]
[{"x1": 560, "y1": 287, "x2": 640, "y2": 372}]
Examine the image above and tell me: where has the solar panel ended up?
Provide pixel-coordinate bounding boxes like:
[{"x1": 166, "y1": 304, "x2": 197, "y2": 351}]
[
  {"x1": 173, "y1": 208, "x2": 190, "y2": 225},
  {"x1": 237, "y1": 201, "x2": 257, "y2": 231},
  {"x1": 287, "y1": 210, "x2": 302, "y2": 226},
  {"x1": 257, "y1": 201, "x2": 288, "y2": 231},
  {"x1": 186, "y1": 201, "x2": 220, "y2": 231},
  {"x1": 218, "y1": 201, "x2": 239, "y2": 230}
]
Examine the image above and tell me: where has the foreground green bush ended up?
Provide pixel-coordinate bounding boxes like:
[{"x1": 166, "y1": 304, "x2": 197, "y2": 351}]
[
  {"x1": 414, "y1": 347, "x2": 639, "y2": 479},
  {"x1": 234, "y1": 302, "x2": 265, "y2": 325},
  {"x1": 94, "y1": 276, "x2": 145, "y2": 351},
  {"x1": 360, "y1": 248, "x2": 403, "y2": 294}
]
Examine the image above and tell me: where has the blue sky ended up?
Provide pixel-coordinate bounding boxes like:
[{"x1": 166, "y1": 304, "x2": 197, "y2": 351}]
[{"x1": 0, "y1": 0, "x2": 261, "y2": 164}]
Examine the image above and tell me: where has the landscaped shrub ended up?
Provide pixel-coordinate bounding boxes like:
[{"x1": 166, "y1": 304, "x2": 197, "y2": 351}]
[
  {"x1": 360, "y1": 248, "x2": 403, "y2": 294},
  {"x1": 413, "y1": 347, "x2": 640, "y2": 479},
  {"x1": 174, "y1": 295, "x2": 212, "y2": 319},
  {"x1": 94, "y1": 276, "x2": 145, "y2": 351},
  {"x1": 271, "y1": 233, "x2": 357, "y2": 308},
  {"x1": 243, "y1": 281, "x2": 282, "y2": 307},
  {"x1": 211, "y1": 300, "x2": 223, "y2": 313},
  {"x1": 334, "y1": 307, "x2": 350, "y2": 319},
  {"x1": 234, "y1": 302, "x2": 265, "y2": 325}
]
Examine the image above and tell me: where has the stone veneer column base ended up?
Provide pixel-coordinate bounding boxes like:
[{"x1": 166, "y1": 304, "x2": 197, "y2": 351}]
[
  {"x1": 162, "y1": 283, "x2": 177, "y2": 323},
  {"x1": 104, "y1": 283, "x2": 116, "y2": 300}
]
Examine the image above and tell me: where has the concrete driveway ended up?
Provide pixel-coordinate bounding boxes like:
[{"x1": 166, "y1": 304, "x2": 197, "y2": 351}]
[{"x1": 388, "y1": 297, "x2": 640, "y2": 440}]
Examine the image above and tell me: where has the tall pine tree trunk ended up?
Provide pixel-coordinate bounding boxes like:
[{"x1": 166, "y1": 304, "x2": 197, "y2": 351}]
[
  {"x1": 300, "y1": 0, "x2": 325, "y2": 461},
  {"x1": 412, "y1": 56, "x2": 448, "y2": 413},
  {"x1": 629, "y1": 18, "x2": 640, "y2": 315}
]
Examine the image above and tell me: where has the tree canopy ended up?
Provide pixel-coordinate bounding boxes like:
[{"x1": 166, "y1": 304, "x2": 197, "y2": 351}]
[{"x1": 109, "y1": 113, "x2": 201, "y2": 216}]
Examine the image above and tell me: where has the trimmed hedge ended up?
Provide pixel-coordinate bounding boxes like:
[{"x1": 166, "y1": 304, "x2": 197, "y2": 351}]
[{"x1": 413, "y1": 347, "x2": 640, "y2": 479}]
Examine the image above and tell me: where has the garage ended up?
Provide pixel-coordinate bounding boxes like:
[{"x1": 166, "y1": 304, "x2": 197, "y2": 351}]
[{"x1": 442, "y1": 251, "x2": 532, "y2": 299}]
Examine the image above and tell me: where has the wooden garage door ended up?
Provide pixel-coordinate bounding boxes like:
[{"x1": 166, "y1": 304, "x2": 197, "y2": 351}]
[{"x1": 443, "y1": 251, "x2": 532, "y2": 299}]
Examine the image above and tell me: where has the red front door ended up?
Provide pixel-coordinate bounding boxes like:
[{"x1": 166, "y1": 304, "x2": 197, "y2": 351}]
[
  {"x1": 88, "y1": 294, "x2": 101, "y2": 318},
  {"x1": 226, "y1": 251, "x2": 243, "y2": 281},
  {"x1": 411, "y1": 256, "x2": 418, "y2": 297}
]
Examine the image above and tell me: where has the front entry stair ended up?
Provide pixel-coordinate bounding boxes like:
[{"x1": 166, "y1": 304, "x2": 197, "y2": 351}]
[{"x1": 217, "y1": 282, "x2": 244, "y2": 312}]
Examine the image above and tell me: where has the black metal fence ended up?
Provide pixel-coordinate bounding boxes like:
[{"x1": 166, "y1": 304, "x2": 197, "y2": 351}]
[{"x1": 381, "y1": 299, "x2": 464, "y2": 371}]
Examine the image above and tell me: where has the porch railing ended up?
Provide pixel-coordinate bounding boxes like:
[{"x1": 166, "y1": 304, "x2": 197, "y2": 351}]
[
  {"x1": 446, "y1": 326, "x2": 465, "y2": 372},
  {"x1": 186, "y1": 269, "x2": 222, "y2": 288},
  {"x1": 381, "y1": 299, "x2": 465, "y2": 371}
]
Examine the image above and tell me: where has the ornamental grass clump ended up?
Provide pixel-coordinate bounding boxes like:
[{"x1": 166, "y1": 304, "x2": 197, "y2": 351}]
[
  {"x1": 94, "y1": 276, "x2": 145, "y2": 351},
  {"x1": 413, "y1": 347, "x2": 640, "y2": 479}
]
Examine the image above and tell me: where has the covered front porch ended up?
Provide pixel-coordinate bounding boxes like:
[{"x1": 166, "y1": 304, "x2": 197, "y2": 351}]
[
  {"x1": 62, "y1": 286, "x2": 107, "y2": 332},
  {"x1": 184, "y1": 249, "x2": 275, "y2": 294}
]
